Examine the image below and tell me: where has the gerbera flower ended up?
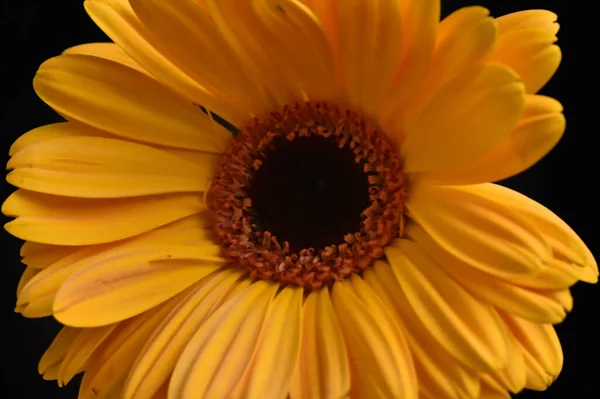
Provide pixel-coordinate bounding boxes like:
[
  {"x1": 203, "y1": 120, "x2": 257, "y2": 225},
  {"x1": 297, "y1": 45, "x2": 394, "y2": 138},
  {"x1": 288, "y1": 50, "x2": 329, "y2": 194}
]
[{"x1": 4, "y1": 0, "x2": 596, "y2": 398}]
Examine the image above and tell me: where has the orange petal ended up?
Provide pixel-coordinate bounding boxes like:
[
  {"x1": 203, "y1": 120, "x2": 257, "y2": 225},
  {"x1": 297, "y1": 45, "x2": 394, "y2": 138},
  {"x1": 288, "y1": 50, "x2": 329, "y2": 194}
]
[
  {"x1": 331, "y1": 277, "x2": 418, "y2": 398},
  {"x1": 169, "y1": 281, "x2": 277, "y2": 398},
  {"x1": 502, "y1": 313, "x2": 563, "y2": 390},
  {"x1": 3, "y1": 190, "x2": 204, "y2": 245},
  {"x1": 407, "y1": 223, "x2": 572, "y2": 324},
  {"x1": 57, "y1": 324, "x2": 118, "y2": 386},
  {"x1": 78, "y1": 295, "x2": 182, "y2": 399},
  {"x1": 399, "y1": 6, "x2": 496, "y2": 125},
  {"x1": 38, "y1": 326, "x2": 81, "y2": 379},
  {"x1": 129, "y1": 0, "x2": 265, "y2": 118},
  {"x1": 381, "y1": 0, "x2": 439, "y2": 129},
  {"x1": 364, "y1": 263, "x2": 481, "y2": 399},
  {"x1": 7, "y1": 136, "x2": 215, "y2": 198},
  {"x1": 401, "y1": 63, "x2": 525, "y2": 173},
  {"x1": 386, "y1": 241, "x2": 509, "y2": 372},
  {"x1": 289, "y1": 287, "x2": 350, "y2": 399},
  {"x1": 53, "y1": 246, "x2": 224, "y2": 327},
  {"x1": 406, "y1": 183, "x2": 550, "y2": 278},
  {"x1": 62, "y1": 42, "x2": 148, "y2": 75},
  {"x1": 453, "y1": 184, "x2": 598, "y2": 286},
  {"x1": 124, "y1": 269, "x2": 244, "y2": 399},
  {"x1": 491, "y1": 10, "x2": 560, "y2": 93},
  {"x1": 420, "y1": 95, "x2": 565, "y2": 185},
  {"x1": 34, "y1": 54, "x2": 231, "y2": 152},
  {"x1": 83, "y1": 0, "x2": 241, "y2": 125},
  {"x1": 232, "y1": 286, "x2": 303, "y2": 399}
]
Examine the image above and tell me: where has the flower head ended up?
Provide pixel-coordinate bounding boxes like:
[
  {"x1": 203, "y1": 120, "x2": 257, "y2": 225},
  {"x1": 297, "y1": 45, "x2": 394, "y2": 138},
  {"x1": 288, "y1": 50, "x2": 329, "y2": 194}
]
[{"x1": 5, "y1": 1, "x2": 595, "y2": 398}]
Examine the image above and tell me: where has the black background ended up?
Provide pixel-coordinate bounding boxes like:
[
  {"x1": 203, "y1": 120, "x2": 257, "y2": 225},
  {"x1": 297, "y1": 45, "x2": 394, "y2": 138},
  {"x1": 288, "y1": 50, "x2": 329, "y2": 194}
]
[{"x1": 0, "y1": 1, "x2": 596, "y2": 398}]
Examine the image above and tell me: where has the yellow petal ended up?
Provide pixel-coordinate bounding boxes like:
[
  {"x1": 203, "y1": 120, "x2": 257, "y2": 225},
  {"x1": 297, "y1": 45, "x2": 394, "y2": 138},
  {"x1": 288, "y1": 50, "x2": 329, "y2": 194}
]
[
  {"x1": 331, "y1": 277, "x2": 418, "y2": 398},
  {"x1": 408, "y1": 222, "x2": 572, "y2": 324},
  {"x1": 479, "y1": 375, "x2": 511, "y2": 398},
  {"x1": 53, "y1": 245, "x2": 224, "y2": 327},
  {"x1": 290, "y1": 288, "x2": 350, "y2": 399},
  {"x1": 406, "y1": 183, "x2": 550, "y2": 278},
  {"x1": 401, "y1": 63, "x2": 525, "y2": 173},
  {"x1": 83, "y1": 0, "x2": 242, "y2": 125},
  {"x1": 9, "y1": 122, "x2": 108, "y2": 157},
  {"x1": 3, "y1": 190, "x2": 204, "y2": 245},
  {"x1": 38, "y1": 326, "x2": 81, "y2": 378},
  {"x1": 169, "y1": 281, "x2": 277, "y2": 398},
  {"x1": 233, "y1": 286, "x2": 303, "y2": 399},
  {"x1": 129, "y1": 0, "x2": 275, "y2": 116},
  {"x1": 454, "y1": 184, "x2": 598, "y2": 285},
  {"x1": 491, "y1": 10, "x2": 560, "y2": 93},
  {"x1": 8, "y1": 136, "x2": 215, "y2": 198},
  {"x1": 502, "y1": 313, "x2": 563, "y2": 390},
  {"x1": 62, "y1": 42, "x2": 148, "y2": 75},
  {"x1": 21, "y1": 242, "x2": 79, "y2": 269},
  {"x1": 57, "y1": 324, "x2": 118, "y2": 386},
  {"x1": 253, "y1": 0, "x2": 338, "y2": 102},
  {"x1": 364, "y1": 263, "x2": 481, "y2": 399},
  {"x1": 205, "y1": 0, "x2": 303, "y2": 106},
  {"x1": 16, "y1": 219, "x2": 210, "y2": 318},
  {"x1": 124, "y1": 269, "x2": 244, "y2": 399},
  {"x1": 337, "y1": 0, "x2": 402, "y2": 115},
  {"x1": 78, "y1": 295, "x2": 182, "y2": 399},
  {"x1": 386, "y1": 241, "x2": 509, "y2": 372},
  {"x1": 16, "y1": 267, "x2": 40, "y2": 297},
  {"x1": 34, "y1": 54, "x2": 231, "y2": 152},
  {"x1": 381, "y1": 0, "x2": 439, "y2": 128},
  {"x1": 399, "y1": 6, "x2": 496, "y2": 125},
  {"x1": 420, "y1": 95, "x2": 565, "y2": 184},
  {"x1": 485, "y1": 330, "x2": 527, "y2": 394}
]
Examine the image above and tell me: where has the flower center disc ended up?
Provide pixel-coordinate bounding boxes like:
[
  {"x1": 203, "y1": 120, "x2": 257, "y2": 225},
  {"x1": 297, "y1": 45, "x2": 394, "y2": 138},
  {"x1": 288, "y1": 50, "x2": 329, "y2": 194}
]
[{"x1": 208, "y1": 102, "x2": 405, "y2": 289}]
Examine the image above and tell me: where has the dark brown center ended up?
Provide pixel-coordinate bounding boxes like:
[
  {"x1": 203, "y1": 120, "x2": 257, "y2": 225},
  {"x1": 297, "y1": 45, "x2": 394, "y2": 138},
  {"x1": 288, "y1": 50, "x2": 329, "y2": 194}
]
[{"x1": 207, "y1": 101, "x2": 405, "y2": 289}]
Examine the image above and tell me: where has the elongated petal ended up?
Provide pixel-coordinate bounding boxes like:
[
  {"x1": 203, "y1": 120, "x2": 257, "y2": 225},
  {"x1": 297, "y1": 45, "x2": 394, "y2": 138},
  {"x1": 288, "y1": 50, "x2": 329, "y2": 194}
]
[
  {"x1": 253, "y1": 0, "x2": 338, "y2": 102},
  {"x1": 502, "y1": 313, "x2": 563, "y2": 390},
  {"x1": 381, "y1": 0, "x2": 439, "y2": 127},
  {"x1": 124, "y1": 269, "x2": 244, "y2": 399},
  {"x1": 83, "y1": 0, "x2": 243, "y2": 125},
  {"x1": 491, "y1": 10, "x2": 560, "y2": 93},
  {"x1": 399, "y1": 6, "x2": 496, "y2": 124},
  {"x1": 131, "y1": 0, "x2": 299, "y2": 115},
  {"x1": 407, "y1": 223, "x2": 571, "y2": 324},
  {"x1": 233, "y1": 286, "x2": 303, "y2": 399},
  {"x1": 205, "y1": 0, "x2": 303, "y2": 106},
  {"x1": 479, "y1": 375, "x2": 511, "y2": 398},
  {"x1": 420, "y1": 95, "x2": 565, "y2": 184},
  {"x1": 3, "y1": 190, "x2": 204, "y2": 245},
  {"x1": 21, "y1": 242, "x2": 79, "y2": 269},
  {"x1": 53, "y1": 245, "x2": 224, "y2": 327},
  {"x1": 9, "y1": 122, "x2": 108, "y2": 156},
  {"x1": 38, "y1": 326, "x2": 81, "y2": 378},
  {"x1": 16, "y1": 267, "x2": 40, "y2": 297},
  {"x1": 453, "y1": 184, "x2": 598, "y2": 285},
  {"x1": 16, "y1": 219, "x2": 210, "y2": 318},
  {"x1": 485, "y1": 330, "x2": 527, "y2": 394},
  {"x1": 407, "y1": 183, "x2": 550, "y2": 278},
  {"x1": 57, "y1": 324, "x2": 118, "y2": 386},
  {"x1": 290, "y1": 288, "x2": 350, "y2": 399},
  {"x1": 62, "y1": 42, "x2": 148, "y2": 75},
  {"x1": 34, "y1": 54, "x2": 231, "y2": 152},
  {"x1": 364, "y1": 263, "x2": 481, "y2": 399},
  {"x1": 337, "y1": 0, "x2": 402, "y2": 115},
  {"x1": 8, "y1": 136, "x2": 216, "y2": 198},
  {"x1": 386, "y1": 241, "x2": 509, "y2": 371},
  {"x1": 401, "y1": 63, "x2": 525, "y2": 173},
  {"x1": 79, "y1": 296, "x2": 182, "y2": 399},
  {"x1": 331, "y1": 278, "x2": 418, "y2": 398},
  {"x1": 169, "y1": 281, "x2": 277, "y2": 398}
]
